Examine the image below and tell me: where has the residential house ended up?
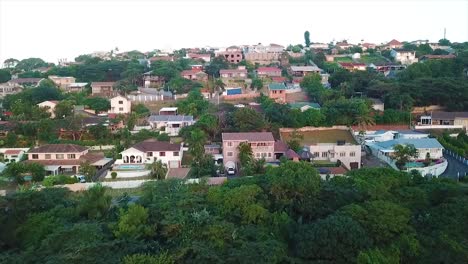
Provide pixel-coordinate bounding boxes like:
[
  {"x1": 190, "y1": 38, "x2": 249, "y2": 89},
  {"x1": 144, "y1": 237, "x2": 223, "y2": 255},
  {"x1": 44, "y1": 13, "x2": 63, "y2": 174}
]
[
  {"x1": 0, "y1": 82, "x2": 23, "y2": 97},
  {"x1": 67, "y1": 83, "x2": 88, "y2": 93},
  {"x1": 268, "y1": 82, "x2": 287, "y2": 103},
  {"x1": 48, "y1": 75, "x2": 76, "y2": 90},
  {"x1": 37, "y1": 100, "x2": 59, "y2": 118},
  {"x1": 391, "y1": 49, "x2": 418, "y2": 65},
  {"x1": 256, "y1": 67, "x2": 282, "y2": 78},
  {"x1": 245, "y1": 52, "x2": 280, "y2": 65},
  {"x1": 143, "y1": 71, "x2": 165, "y2": 88},
  {"x1": 24, "y1": 144, "x2": 111, "y2": 175},
  {"x1": 0, "y1": 148, "x2": 28, "y2": 163},
  {"x1": 222, "y1": 132, "x2": 276, "y2": 165},
  {"x1": 418, "y1": 112, "x2": 468, "y2": 130},
  {"x1": 420, "y1": 54, "x2": 456, "y2": 62},
  {"x1": 356, "y1": 130, "x2": 429, "y2": 143},
  {"x1": 338, "y1": 62, "x2": 367, "y2": 71},
  {"x1": 204, "y1": 144, "x2": 221, "y2": 155},
  {"x1": 267, "y1": 43, "x2": 285, "y2": 53},
  {"x1": 361, "y1": 43, "x2": 377, "y2": 50},
  {"x1": 410, "y1": 39, "x2": 429, "y2": 46},
  {"x1": 290, "y1": 65, "x2": 321, "y2": 77},
  {"x1": 9, "y1": 78, "x2": 43, "y2": 87},
  {"x1": 309, "y1": 43, "x2": 329, "y2": 50},
  {"x1": 370, "y1": 98, "x2": 384, "y2": 111},
  {"x1": 385, "y1": 39, "x2": 403, "y2": 49},
  {"x1": 220, "y1": 66, "x2": 248, "y2": 80},
  {"x1": 159, "y1": 107, "x2": 178, "y2": 115},
  {"x1": 149, "y1": 55, "x2": 174, "y2": 62},
  {"x1": 216, "y1": 46, "x2": 243, "y2": 63},
  {"x1": 428, "y1": 43, "x2": 452, "y2": 52},
  {"x1": 118, "y1": 139, "x2": 183, "y2": 168},
  {"x1": 91, "y1": 82, "x2": 116, "y2": 97},
  {"x1": 147, "y1": 115, "x2": 195, "y2": 136},
  {"x1": 289, "y1": 102, "x2": 321, "y2": 112},
  {"x1": 187, "y1": 53, "x2": 211, "y2": 62},
  {"x1": 109, "y1": 95, "x2": 131, "y2": 114},
  {"x1": 180, "y1": 69, "x2": 208, "y2": 82},
  {"x1": 335, "y1": 41, "x2": 353, "y2": 50},
  {"x1": 369, "y1": 62, "x2": 406, "y2": 74},
  {"x1": 280, "y1": 126, "x2": 362, "y2": 170}
]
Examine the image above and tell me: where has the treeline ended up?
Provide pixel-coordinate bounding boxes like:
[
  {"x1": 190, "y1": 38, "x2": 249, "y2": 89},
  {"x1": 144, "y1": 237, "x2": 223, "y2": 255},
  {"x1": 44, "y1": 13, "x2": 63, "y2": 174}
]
[
  {"x1": 438, "y1": 132, "x2": 468, "y2": 158},
  {"x1": 1, "y1": 165, "x2": 467, "y2": 263}
]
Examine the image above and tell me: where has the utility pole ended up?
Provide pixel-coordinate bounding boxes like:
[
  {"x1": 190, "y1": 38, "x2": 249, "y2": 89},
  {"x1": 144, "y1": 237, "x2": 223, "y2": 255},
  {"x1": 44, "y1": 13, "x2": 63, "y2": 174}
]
[{"x1": 444, "y1": 28, "x2": 446, "y2": 40}]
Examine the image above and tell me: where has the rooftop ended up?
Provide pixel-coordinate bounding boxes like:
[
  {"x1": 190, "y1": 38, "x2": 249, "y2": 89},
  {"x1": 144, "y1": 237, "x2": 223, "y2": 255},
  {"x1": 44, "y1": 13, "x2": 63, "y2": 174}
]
[
  {"x1": 29, "y1": 144, "x2": 88, "y2": 153},
  {"x1": 268, "y1": 82, "x2": 287, "y2": 90},
  {"x1": 289, "y1": 102, "x2": 321, "y2": 110},
  {"x1": 148, "y1": 115, "x2": 194, "y2": 122},
  {"x1": 222, "y1": 132, "x2": 275, "y2": 142},
  {"x1": 132, "y1": 139, "x2": 180, "y2": 152},
  {"x1": 257, "y1": 67, "x2": 281, "y2": 72},
  {"x1": 91, "y1": 82, "x2": 115, "y2": 86},
  {"x1": 372, "y1": 138, "x2": 443, "y2": 150},
  {"x1": 290, "y1": 65, "x2": 321, "y2": 72},
  {"x1": 280, "y1": 128, "x2": 357, "y2": 145}
]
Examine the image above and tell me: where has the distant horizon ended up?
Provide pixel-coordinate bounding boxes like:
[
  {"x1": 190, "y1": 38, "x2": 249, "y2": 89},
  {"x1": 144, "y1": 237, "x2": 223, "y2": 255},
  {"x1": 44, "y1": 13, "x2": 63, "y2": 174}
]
[{"x1": 1, "y1": 0, "x2": 467, "y2": 64}]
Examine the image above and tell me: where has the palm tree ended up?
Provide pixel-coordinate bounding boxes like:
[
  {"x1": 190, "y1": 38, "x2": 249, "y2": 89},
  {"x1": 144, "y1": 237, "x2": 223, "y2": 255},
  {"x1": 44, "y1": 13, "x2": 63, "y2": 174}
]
[
  {"x1": 393, "y1": 144, "x2": 418, "y2": 170},
  {"x1": 237, "y1": 142, "x2": 253, "y2": 168},
  {"x1": 354, "y1": 111, "x2": 376, "y2": 129},
  {"x1": 146, "y1": 160, "x2": 168, "y2": 180}
]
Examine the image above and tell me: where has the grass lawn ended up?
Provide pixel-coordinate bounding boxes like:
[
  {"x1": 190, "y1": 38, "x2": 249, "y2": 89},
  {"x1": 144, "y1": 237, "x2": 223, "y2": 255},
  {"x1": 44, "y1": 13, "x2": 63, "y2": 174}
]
[
  {"x1": 143, "y1": 100, "x2": 177, "y2": 113},
  {"x1": 334, "y1": 57, "x2": 353, "y2": 62},
  {"x1": 105, "y1": 187, "x2": 145, "y2": 198},
  {"x1": 359, "y1": 55, "x2": 388, "y2": 64},
  {"x1": 281, "y1": 129, "x2": 357, "y2": 145}
]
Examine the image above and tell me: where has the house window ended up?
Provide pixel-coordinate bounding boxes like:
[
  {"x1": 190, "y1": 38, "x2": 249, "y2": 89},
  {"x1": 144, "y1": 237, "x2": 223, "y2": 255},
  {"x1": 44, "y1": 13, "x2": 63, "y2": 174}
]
[
  {"x1": 159, "y1": 152, "x2": 166, "y2": 157},
  {"x1": 256, "y1": 153, "x2": 260, "y2": 158},
  {"x1": 32, "y1": 154, "x2": 39, "y2": 159},
  {"x1": 173, "y1": 152, "x2": 179, "y2": 156},
  {"x1": 56, "y1": 154, "x2": 64, "y2": 159},
  {"x1": 340, "y1": 152, "x2": 346, "y2": 157},
  {"x1": 268, "y1": 153, "x2": 272, "y2": 157},
  {"x1": 118, "y1": 100, "x2": 123, "y2": 104},
  {"x1": 147, "y1": 152, "x2": 153, "y2": 157},
  {"x1": 67, "y1": 154, "x2": 76, "y2": 159},
  {"x1": 45, "y1": 154, "x2": 51, "y2": 159},
  {"x1": 262, "y1": 153, "x2": 266, "y2": 158},
  {"x1": 322, "y1": 152, "x2": 328, "y2": 158},
  {"x1": 227, "y1": 152, "x2": 233, "y2": 157},
  {"x1": 350, "y1": 152, "x2": 356, "y2": 157},
  {"x1": 313, "y1": 152, "x2": 320, "y2": 158},
  {"x1": 119, "y1": 107, "x2": 124, "y2": 111},
  {"x1": 330, "y1": 153, "x2": 335, "y2": 158},
  {"x1": 227, "y1": 142, "x2": 233, "y2": 147}
]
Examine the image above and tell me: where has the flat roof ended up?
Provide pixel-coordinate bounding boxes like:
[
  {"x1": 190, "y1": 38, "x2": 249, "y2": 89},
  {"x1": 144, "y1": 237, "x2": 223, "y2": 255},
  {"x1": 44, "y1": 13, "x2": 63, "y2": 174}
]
[
  {"x1": 159, "y1": 107, "x2": 178, "y2": 111},
  {"x1": 280, "y1": 128, "x2": 357, "y2": 145}
]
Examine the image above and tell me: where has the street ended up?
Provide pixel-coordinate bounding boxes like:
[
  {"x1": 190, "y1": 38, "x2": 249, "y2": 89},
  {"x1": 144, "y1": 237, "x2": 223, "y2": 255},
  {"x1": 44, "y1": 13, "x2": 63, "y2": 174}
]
[{"x1": 440, "y1": 153, "x2": 468, "y2": 180}]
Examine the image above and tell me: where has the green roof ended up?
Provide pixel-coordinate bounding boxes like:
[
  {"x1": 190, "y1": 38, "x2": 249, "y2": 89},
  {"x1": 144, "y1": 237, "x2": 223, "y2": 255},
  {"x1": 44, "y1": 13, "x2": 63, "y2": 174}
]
[
  {"x1": 289, "y1": 102, "x2": 321, "y2": 110},
  {"x1": 268, "y1": 82, "x2": 286, "y2": 90}
]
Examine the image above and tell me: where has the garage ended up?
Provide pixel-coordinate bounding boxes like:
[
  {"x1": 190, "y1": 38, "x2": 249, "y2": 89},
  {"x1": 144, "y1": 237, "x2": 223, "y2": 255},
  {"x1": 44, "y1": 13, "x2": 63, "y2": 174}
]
[{"x1": 169, "y1": 160, "x2": 180, "y2": 168}]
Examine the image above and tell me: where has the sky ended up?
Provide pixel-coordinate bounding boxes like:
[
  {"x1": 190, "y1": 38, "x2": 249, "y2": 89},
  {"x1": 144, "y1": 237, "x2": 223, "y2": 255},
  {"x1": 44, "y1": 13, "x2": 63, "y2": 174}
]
[{"x1": 1, "y1": 0, "x2": 467, "y2": 64}]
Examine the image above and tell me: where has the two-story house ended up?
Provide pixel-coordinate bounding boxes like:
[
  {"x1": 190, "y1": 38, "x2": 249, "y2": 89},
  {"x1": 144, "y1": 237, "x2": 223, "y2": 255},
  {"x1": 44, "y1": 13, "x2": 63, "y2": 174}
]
[
  {"x1": 109, "y1": 95, "x2": 131, "y2": 114},
  {"x1": 37, "y1": 100, "x2": 59, "y2": 118},
  {"x1": 91, "y1": 82, "x2": 116, "y2": 97},
  {"x1": 219, "y1": 66, "x2": 248, "y2": 80},
  {"x1": 257, "y1": 67, "x2": 282, "y2": 78},
  {"x1": 0, "y1": 82, "x2": 23, "y2": 98},
  {"x1": 180, "y1": 70, "x2": 208, "y2": 82},
  {"x1": 147, "y1": 115, "x2": 195, "y2": 136},
  {"x1": 418, "y1": 112, "x2": 468, "y2": 130},
  {"x1": 216, "y1": 46, "x2": 243, "y2": 63},
  {"x1": 290, "y1": 65, "x2": 322, "y2": 77},
  {"x1": 24, "y1": 144, "x2": 111, "y2": 175},
  {"x1": 222, "y1": 132, "x2": 276, "y2": 165},
  {"x1": 268, "y1": 82, "x2": 287, "y2": 103},
  {"x1": 385, "y1": 39, "x2": 403, "y2": 49},
  {"x1": 118, "y1": 139, "x2": 183, "y2": 168},
  {"x1": 391, "y1": 49, "x2": 418, "y2": 65},
  {"x1": 280, "y1": 127, "x2": 362, "y2": 170},
  {"x1": 187, "y1": 53, "x2": 211, "y2": 62},
  {"x1": 48, "y1": 75, "x2": 76, "y2": 90}
]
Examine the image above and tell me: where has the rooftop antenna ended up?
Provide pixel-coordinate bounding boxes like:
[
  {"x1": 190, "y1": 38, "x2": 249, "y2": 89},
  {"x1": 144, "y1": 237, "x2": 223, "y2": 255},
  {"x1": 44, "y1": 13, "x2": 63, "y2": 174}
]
[{"x1": 444, "y1": 28, "x2": 446, "y2": 39}]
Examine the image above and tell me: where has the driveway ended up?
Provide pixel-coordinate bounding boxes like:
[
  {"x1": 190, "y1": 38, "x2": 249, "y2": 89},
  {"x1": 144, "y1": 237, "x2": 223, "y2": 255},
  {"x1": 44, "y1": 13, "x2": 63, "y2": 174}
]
[{"x1": 440, "y1": 153, "x2": 468, "y2": 180}]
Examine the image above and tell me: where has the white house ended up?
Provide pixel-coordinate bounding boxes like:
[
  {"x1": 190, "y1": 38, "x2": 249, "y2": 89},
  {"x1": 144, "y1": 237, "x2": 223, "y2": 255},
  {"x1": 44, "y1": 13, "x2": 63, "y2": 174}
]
[
  {"x1": 118, "y1": 139, "x2": 183, "y2": 168},
  {"x1": 391, "y1": 49, "x2": 418, "y2": 65},
  {"x1": 0, "y1": 148, "x2": 28, "y2": 163},
  {"x1": 109, "y1": 95, "x2": 131, "y2": 114},
  {"x1": 37, "y1": 100, "x2": 59, "y2": 118},
  {"x1": 147, "y1": 115, "x2": 195, "y2": 136},
  {"x1": 357, "y1": 130, "x2": 429, "y2": 143}
]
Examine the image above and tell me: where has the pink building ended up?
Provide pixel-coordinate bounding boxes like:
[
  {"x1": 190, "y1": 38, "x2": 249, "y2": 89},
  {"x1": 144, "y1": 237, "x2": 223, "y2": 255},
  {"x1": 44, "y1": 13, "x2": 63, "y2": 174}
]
[
  {"x1": 257, "y1": 67, "x2": 282, "y2": 78},
  {"x1": 25, "y1": 144, "x2": 111, "y2": 175},
  {"x1": 91, "y1": 82, "x2": 116, "y2": 97},
  {"x1": 338, "y1": 62, "x2": 367, "y2": 72},
  {"x1": 187, "y1": 53, "x2": 211, "y2": 62},
  {"x1": 216, "y1": 46, "x2": 243, "y2": 63},
  {"x1": 219, "y1": 66, "x2": 248, "y2": 80},
  {"x1": 180, "y1": 69, "x2": 208, "y2": 81},
  {"x1": 268, "y1": 82, "x2": 287, "y2": 104},
  {"x1": 222, "y1": 132, "x2": 275, "y2": 165}
]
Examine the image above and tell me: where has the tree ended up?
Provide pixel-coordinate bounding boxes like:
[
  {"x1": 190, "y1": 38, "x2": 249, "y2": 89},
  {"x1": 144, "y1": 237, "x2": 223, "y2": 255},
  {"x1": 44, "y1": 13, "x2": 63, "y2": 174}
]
[
  {"x1": 77, "y1": 183, "x2": 111, "y2": 219},
  {"x1": 286, "y1": 130, "x2": 304, "y2": 152},
  {"x1": 114, "y1": 204, "x2": 155, "y2": 239},
  {"x1": 54, "y1": 100, "x2": 74, "y2": 118},
  {"x1": 187, "y1": 128, "x2": 207, "y2": 160},
  {"x1": 233, "y1": 108, "x2": 266, "y2": 132},
  {"x1": 205, "y1": 56, "x2": 229, "y2": 77},
  {"x1": 79, "y1": 161, "x2": 97, "y2": 182},
  {"x1": 15, "y1": 58, "x2": 48, "y2": 72},
  {"x1": 3, "y1": 58, "x2": 19, "y2": 68},
  {"x1": 250, "y1": 78, "x2": 263, "y2": 90},
  {"x1": 88, "y1": 124, "x2": 111, "y2": 140},
  {"x1": 393, "y1": 144, "x2": 418, "y2": 170},
  {"x1": 123, "y1": 253, "x2": 174, "y2": 264},
  {"x1": 438, "y1": 38, "x2": 451, "y2": 46},
  {"x1": 126, "y1": 112, "x2": 138, "y2": 130},
  {"x1": 0, "y1": 69, "x2": 12, "y2": 83},
  {"x1": 146, "y1": 160, "x2": 168, "y2": 180},
  {"x1": 132, "y1": 103, "x2": 150, "y2": 116},
  {"x1": 196, "y1": 114, "x2": 219, "y2": 139},
  {"x1": 84, "y1": 97, "x2": 110, "y2": 112},
  {"x1": 304, "y1": 31, "x2": 311, "y2": 47},
  {"x1": 237, "y1": 142, "x2": 253, "y2": 173}
]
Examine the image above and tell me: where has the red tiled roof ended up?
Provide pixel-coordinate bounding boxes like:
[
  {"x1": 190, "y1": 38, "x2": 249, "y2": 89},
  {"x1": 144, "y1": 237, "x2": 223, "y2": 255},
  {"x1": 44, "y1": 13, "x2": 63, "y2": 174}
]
[
  {"x1": 24, "y1": 152, "x2": 105, "y2": 166},
  {"x1": 132, "y1": 139, "x2": 180, "y2": 152},
  {"x1": 271, "y1": 76, "x2": 287, "y2": 82},
  {"x1": 274, "y1": 140, "x2": 288, "y2": 152},
  {"x1": 222, "y1": 132, "x2": 274, "y2": 142},
  {"x1": 285, "y1": 149, "x2": 300, "y2": 159},
  {"x1": 257, "y1": 67, "x2": 281, "y2": 72},
  {"x1": 387, "y1": 39, "x2": 402, "y2": 45},
  {"x1": 4, "y1": 149, "x2": 22, "y2": 155},
  {"x1": 29, "y1": 144, "x2": 88, "y2": 153}
]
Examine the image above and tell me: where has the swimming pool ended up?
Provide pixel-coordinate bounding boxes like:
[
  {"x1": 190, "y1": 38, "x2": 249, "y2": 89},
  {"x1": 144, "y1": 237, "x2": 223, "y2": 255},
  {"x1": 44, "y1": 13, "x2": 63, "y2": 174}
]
[
  {"x1": 113, "y1": 164, "x2": 146, "y2": 170},
  {"x1": 406, "y1": 162, "x2": 425, "y2": 168}
]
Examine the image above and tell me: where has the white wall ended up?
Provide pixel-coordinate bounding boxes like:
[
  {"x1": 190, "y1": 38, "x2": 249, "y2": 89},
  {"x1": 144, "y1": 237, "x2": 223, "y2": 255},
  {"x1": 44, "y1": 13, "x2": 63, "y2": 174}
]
[
  {"x1": 109, "y1": 96, "x2": 131, "y2": 114},
  {"x1": 119, "y1": 146, "x2": 183, "y2": 168},
  {"x1": 309, "y1": 144, "x2": 361, "y2": 169}
]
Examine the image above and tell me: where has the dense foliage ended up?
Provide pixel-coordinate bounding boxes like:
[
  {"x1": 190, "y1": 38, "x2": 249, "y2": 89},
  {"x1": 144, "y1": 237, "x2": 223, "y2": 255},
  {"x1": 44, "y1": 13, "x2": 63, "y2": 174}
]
[{"x1": 1, "y1": 165, "x2": 467, "y2": 263}]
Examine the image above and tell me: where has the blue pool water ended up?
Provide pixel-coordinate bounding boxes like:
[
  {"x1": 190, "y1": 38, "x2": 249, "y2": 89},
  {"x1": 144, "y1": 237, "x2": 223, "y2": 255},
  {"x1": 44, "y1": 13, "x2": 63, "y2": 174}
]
[
  {"x1": 114, "y1": 164, "x2": 146, "y2": 170},
  {"x1": 406, "y1": 162, "x2": 425, "y2": 168}
]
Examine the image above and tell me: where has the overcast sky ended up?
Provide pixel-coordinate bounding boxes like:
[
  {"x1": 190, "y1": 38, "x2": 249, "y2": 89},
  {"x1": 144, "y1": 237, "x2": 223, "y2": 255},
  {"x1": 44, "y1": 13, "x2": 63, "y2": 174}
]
[{"x1": 1, "y1": 0, "x2": 467, "y2": 64}]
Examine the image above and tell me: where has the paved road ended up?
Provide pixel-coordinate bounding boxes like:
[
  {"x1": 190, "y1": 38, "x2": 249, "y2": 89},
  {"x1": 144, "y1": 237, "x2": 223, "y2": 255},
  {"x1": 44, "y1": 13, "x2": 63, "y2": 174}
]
[{"x1": 440, "y1": 153, "x2": 468, "y2": 180}]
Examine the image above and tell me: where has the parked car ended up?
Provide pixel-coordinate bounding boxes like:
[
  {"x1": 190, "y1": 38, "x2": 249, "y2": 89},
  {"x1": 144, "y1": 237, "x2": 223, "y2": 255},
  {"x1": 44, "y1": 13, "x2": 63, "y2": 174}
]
[{"x1": 75, "y1": 175, "x2": 86, "y2": 183}]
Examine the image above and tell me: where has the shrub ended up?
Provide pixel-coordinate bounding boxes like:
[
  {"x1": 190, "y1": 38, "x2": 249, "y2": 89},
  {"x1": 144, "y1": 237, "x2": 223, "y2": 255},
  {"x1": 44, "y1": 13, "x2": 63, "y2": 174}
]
[{"x1": 111, "y1": 172, "x2": 117, "y2": 179}]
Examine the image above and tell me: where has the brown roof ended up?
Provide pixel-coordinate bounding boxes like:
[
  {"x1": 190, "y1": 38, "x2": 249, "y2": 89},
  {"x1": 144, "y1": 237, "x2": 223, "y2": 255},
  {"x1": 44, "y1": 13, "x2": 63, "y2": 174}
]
[
  {"x1": 387, "y1": 39, "x2": 402, "y2": 45},
  {"x1": 28, "y1": 144, "x2": 88, "y2": 153},
  {"x1": 24, "y1": 152, "x2": 104, "y2": 166},
  {"x1": 432, "y1": 111, "x2": 468, "y2": 120},
  {"x1": 91, "y1": 82, "x2": 115, "y2": 87},
  {"x1": 9, "y1": 78, "x2": 43, "y2": 84},
  {"x1": 181, "y1": 70, "x2": 206, "y2": 76},
  {"x1": 274, "y1": 140, "x2": 289, "y2": 152},
  {"x1": 285, "y1": 149, "x2": 300, "y2": 159},
  {"x1": 4, "y1": 149, "x2": 22, "y2": 155},
  {"x1": 132, "y1": 139, "x2": 180, "y2": 152},
  {"x1": 222, "y1": 132, "x2": 274, "y2": 142}
]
